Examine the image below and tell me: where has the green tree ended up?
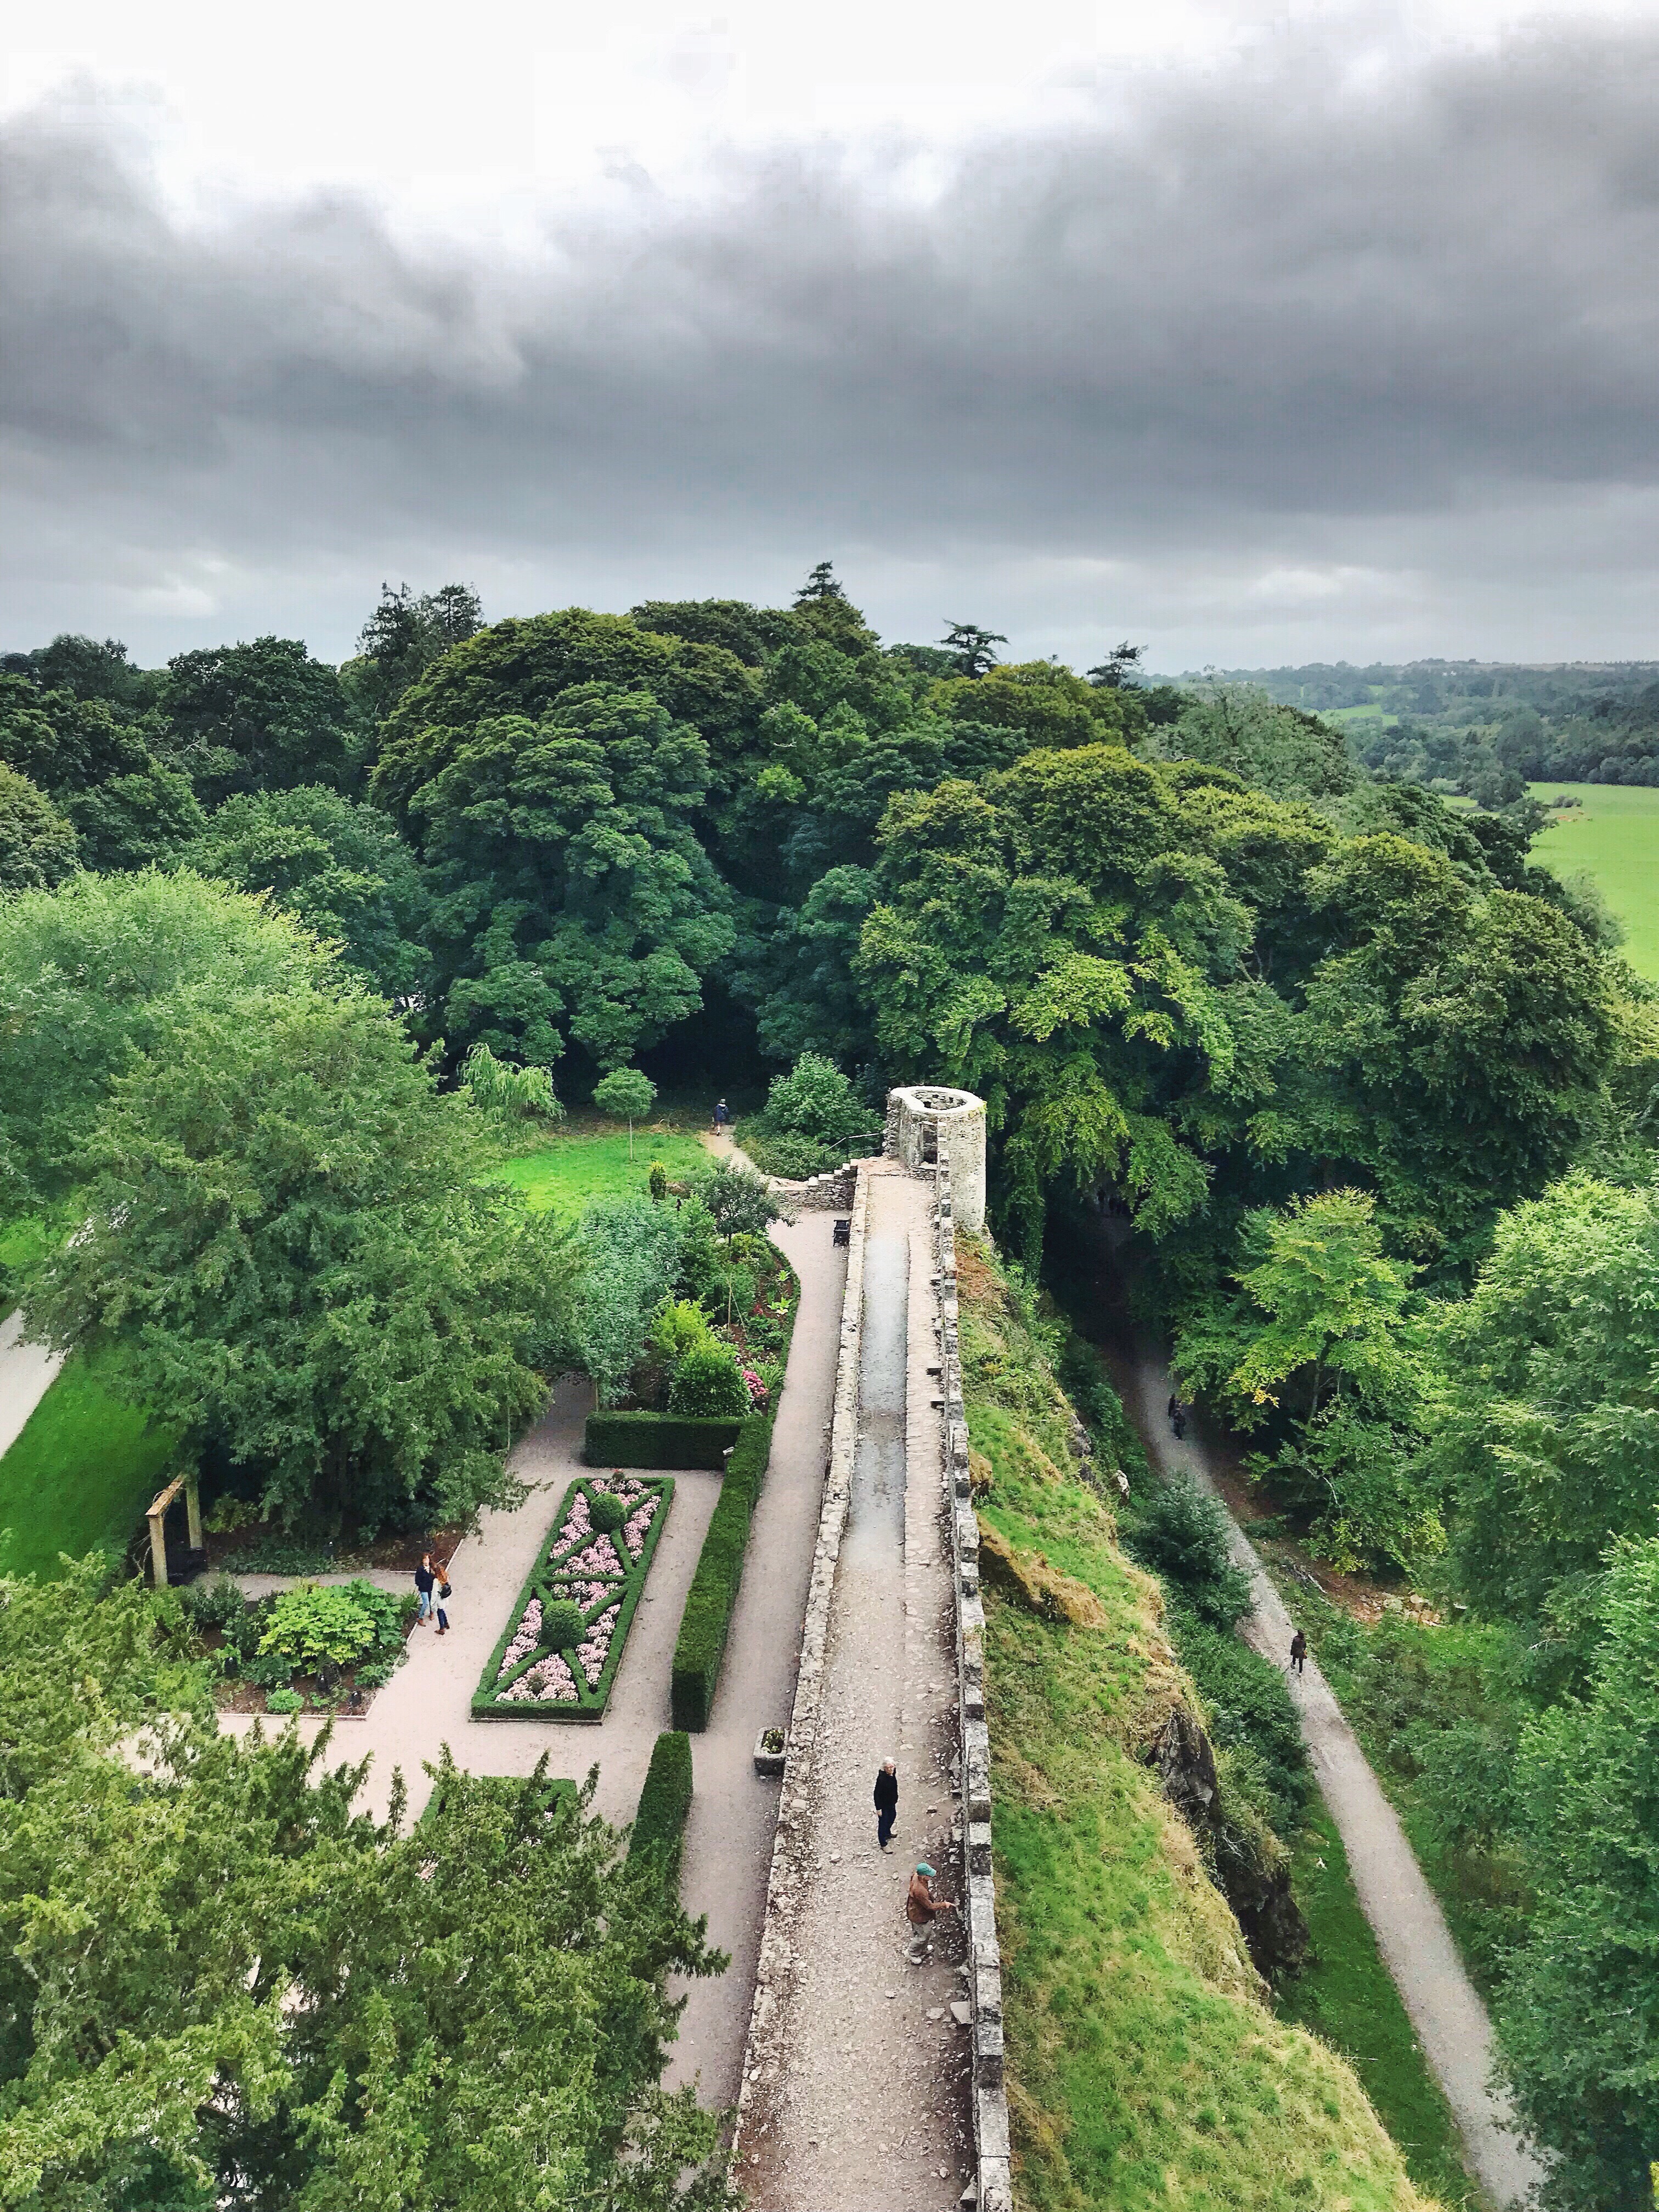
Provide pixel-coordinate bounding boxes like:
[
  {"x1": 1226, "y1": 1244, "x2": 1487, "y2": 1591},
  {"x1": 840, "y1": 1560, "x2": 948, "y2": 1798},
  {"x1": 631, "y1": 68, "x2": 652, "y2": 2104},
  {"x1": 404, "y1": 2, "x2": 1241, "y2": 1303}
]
[
  {"x1": 372, "y1": 607, "x2": 760, "y2": 832},
  {"x1": 346, "y1": 580, "x2": 485, "y2": 721},
  {"x1": 1215, "y1": 1190, "x2": 1413, "y2": 1418},
  {"x1": 20, "y1": 985, "x2": 578, "y2": 1530},
  {"x1": 0, "y1": 870, "x2": 333, "y2": 1208},
  {"x1": 1300, "y1": 837, "x2": 1616, "y2": 1255},
  {"x1": 698, "y1": 1161, "x2": 788, "y2": 1249},
  {"x1": 158, "y1": 637, "x2": 363, "y2": 798},
  {"x1": 0, "y1": 766, "x2": 78, "y2": 893},
  {"x1": 1497, "y1": 1537, "x2": 1659, "y2": 2208},
  {"x1": 574, "y1": 1196, "x2": 682, "y2": 1406},
  {"x1": 1145, "y1": 684, "x2": 1356, "y2": 802},
  {"x1": 186, "y1": 785, "x2": 433, "y2": 1000},
  {"x1": 1438, "y1": 1174, "x2": 1659, "y2": 1639},
  {"x1": 763, "y1": 1053, "x2": 869, "y2": 1144},
  {"x1": 64, "y1": 759, "x2": 206, "y2": 870},
  {"x1": 593, "y1": 1068, "x2": 657, "y2": 1159},
  {"x1": 938, "y1": 622, "x2": 1007, "y2": 678},
  {"x1": 461, "y1": 1042, "x2": 563, "y2": 1122},
  {"x1": 0, "y1": 675, "x2": 150, "y2": 793},
  {"x1": 0, "y1": 1572, "x2": 734, "y2": 2209},
  {"x1": 378, "y1": 681, "x2": 736, "y2": 1067}
]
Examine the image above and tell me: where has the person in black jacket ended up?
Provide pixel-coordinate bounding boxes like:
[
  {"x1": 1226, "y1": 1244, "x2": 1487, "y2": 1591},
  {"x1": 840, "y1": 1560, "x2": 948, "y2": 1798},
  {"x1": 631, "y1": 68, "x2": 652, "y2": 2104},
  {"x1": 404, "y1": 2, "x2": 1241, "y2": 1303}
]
[
  {"x1": 414, "y1": 1553, "x2": 436, "y2": 1626},
  {"x1": 1290, "y1": 1628, "x2": 1307, "y2": 1677},
  {"x1": 874, "y1": 1759, "x2": 898, "y2": 1849}
]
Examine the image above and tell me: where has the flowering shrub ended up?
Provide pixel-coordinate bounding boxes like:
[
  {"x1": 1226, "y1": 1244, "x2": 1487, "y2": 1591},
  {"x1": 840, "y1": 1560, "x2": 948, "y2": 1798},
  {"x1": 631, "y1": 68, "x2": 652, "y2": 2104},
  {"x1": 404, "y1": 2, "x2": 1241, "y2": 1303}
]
[
  {"x1": 741, "y1": 1367, "x2": 768, "y2": 1407},
  {"x1": 475, "y1": 1471, "x2": 674, "y2": 1720}
]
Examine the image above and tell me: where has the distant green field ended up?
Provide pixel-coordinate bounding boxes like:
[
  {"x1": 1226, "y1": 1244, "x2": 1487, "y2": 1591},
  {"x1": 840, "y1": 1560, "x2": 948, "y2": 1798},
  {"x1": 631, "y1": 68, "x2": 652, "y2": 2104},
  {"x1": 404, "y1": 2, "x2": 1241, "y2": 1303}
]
[
  {"x1": 1528, "y1": 782, "x2": 1659, "y2": 979},
  {"x1": 0, "y1": 1352, "x2": 178, "y2": 1580},
  {"x1": 492, "y1": 1127, "x2": 710, "y2": 1215}
]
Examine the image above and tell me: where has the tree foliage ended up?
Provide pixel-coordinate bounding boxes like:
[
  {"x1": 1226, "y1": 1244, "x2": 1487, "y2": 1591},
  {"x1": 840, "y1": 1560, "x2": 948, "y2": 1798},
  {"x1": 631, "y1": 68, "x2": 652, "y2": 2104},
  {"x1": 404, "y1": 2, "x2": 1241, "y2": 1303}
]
[
  {"x1": 20, "y1": 985, "x2": 578, "y2": 1529},
  {"x1": 0, "y1": 1571, "x2": 734, "y2": 2210},
  {"x1": 0, "y1": 766, "x2": 78, "y2": 894}
]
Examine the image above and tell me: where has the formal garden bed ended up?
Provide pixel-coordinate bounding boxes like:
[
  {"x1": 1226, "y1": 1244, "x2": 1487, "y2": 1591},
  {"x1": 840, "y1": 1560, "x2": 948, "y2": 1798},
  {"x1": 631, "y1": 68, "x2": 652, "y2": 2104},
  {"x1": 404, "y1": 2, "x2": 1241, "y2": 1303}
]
[
  {"x1": 184, "y1": 1573, "x2": 418, "y2": 1716},
  {"x1": 475, "y1": 1472, "x2": 673, "y2": 1720}
]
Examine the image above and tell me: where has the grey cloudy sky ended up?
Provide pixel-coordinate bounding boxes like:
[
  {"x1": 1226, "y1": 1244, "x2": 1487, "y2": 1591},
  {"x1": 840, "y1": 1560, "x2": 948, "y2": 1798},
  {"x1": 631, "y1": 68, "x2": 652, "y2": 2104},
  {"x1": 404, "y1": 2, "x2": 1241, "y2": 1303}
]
[{"x1": 4, "y1": 0, "x2": 1659, "y2": 670}]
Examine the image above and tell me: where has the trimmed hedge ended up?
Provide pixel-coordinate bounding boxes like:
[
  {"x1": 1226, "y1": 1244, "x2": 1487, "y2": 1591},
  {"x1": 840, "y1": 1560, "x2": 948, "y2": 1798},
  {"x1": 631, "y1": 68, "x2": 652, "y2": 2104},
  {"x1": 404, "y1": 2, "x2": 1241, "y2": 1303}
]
[
  {"x1": 631, "y1": 1730, "x2": 693, "y2": 1865},
  {"x1": 669, "y1": 1248, "x2": 799, "y2": 1730},
  {"x1": 584, "y1": 1412, "x2": 742, "y2": 1469}
]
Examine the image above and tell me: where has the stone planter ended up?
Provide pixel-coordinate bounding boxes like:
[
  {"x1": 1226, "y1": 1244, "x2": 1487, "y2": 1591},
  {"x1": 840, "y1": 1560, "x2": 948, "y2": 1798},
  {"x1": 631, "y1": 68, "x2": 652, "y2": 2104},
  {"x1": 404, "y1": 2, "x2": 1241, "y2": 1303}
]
[{"x1": 753, "y1": 1728, "x2": 787, "y2": 1777}]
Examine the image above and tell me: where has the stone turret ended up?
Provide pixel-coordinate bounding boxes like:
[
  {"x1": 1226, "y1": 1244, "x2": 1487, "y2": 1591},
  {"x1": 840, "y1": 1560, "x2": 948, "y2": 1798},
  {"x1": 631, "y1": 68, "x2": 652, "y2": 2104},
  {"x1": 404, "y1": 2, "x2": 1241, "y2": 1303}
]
[{"x1": 887, "y1": 1084, "x2": 987, "y2": 1234}]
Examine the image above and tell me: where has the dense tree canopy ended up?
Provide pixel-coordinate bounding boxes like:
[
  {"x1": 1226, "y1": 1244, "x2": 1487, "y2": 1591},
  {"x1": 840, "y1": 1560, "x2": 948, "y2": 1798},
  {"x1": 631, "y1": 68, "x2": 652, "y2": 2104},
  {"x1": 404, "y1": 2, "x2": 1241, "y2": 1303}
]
[
  {"x1": 158, "y1": 637, "x2": 363, "y2": 798},
  {"x1": 0, "y1": 766, "x2": 78, "y2": 894},
  {"x1": 0, "y1": 1568, "x2": 734, "y2": 2211},
  {"x1": 0, "y1": 870, "x2": 334, "y2": 1206},
  {"x1": 382, "y1": 684, "x2": 735, "y2": 1068},
  {"x1": 186, "y1": 785, "x2": 433, "y2": 1000},
  {"x1": 20, "y1": 985, "x2": 577, "y2": 1529}
]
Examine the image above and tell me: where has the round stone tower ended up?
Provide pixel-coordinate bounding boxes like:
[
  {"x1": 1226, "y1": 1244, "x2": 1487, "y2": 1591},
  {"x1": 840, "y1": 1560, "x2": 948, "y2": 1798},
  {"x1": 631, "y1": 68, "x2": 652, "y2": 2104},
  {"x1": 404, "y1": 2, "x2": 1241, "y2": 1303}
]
[{"x1": 887, "y1": 1085, "x2": 988, "y2": 1234}]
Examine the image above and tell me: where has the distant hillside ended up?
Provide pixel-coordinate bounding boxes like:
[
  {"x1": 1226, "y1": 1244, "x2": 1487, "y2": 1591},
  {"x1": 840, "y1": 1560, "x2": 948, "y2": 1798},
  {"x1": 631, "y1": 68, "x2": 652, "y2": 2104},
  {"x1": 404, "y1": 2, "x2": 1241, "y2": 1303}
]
[{"x1": 1164, "y1": 661, "x2": 1659, "y2": 799}]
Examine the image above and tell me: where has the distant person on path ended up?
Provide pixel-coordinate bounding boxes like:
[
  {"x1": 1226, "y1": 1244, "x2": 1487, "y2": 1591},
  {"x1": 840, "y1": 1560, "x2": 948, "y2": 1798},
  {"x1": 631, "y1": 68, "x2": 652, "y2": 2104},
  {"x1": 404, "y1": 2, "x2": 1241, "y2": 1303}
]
[
  {"x1": 414, "y1": 1552, "x2": 436, "y2": 1625},
  {"x1": 1290, "y1": 1628, "x2": 1307, "y2": 1677},
  {"x1": 1167, "y1": 1393, "x2": 1178, "y2": 1422},
  {"x1": 436, "y1": 1564, "x2": 453, "y2": 1638},
  {"x1": 1172, "y1": 1404, "x2": 1187, "y2": 1441},
  {"x1": 906, "y1": 1863, "x2": 956, "y2": 1961},
  {"x1": 712, "y1": 1097, "x2": 730, "y2": 1132},
  {"x1": 874, "y1": 1759, "x2": 898, "y2": 1849}
]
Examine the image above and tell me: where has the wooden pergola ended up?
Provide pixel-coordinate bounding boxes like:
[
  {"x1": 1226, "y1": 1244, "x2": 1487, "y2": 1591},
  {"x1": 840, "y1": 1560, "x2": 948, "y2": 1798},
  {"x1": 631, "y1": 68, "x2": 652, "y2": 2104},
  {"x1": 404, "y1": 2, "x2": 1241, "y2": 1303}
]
[{"x1": 146, "y1": 1471, "x2": 202, "y2": 1587}]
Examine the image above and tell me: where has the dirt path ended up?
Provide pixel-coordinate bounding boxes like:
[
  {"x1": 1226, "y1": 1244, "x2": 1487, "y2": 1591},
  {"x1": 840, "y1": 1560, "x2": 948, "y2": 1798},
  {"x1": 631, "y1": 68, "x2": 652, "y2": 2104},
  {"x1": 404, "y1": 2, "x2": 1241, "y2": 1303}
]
[
  {"x1": 745, "y1": 1167, "x2": 971, "y2": 2211},
  {"x1": 1130, "y1": 1352, "x2": 1544, "y2": 2209},
  {"x1": 0, "y1": 1310, "x2": 63, "y2": 1461}
]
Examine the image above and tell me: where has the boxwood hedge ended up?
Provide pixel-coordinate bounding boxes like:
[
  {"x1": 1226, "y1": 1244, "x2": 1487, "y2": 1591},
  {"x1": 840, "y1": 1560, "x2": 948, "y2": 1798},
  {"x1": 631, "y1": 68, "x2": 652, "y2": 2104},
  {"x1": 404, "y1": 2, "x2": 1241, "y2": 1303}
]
[
  {"x1": 631, "y1": 1730, "x2": 693, "y2": 1865},
  {"x1": 583, "y1": 1413, "x2": 742, "y2": 1469}
]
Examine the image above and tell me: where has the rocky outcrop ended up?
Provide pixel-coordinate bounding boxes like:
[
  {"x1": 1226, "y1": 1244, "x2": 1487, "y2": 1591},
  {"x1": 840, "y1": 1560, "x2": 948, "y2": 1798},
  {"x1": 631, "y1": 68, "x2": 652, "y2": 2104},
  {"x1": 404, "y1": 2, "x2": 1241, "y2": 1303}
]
[{"x1": 1149, "y1": 1701, "x2": 1308, "y2": 1982}]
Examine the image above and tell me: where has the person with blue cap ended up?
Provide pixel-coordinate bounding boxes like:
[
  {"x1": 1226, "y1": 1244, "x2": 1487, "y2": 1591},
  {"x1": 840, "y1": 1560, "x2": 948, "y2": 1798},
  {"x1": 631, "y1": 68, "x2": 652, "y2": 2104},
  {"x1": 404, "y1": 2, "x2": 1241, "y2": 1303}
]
[{"x1": 906, "y1": 1860, "x2": 955, "y2": 1960}]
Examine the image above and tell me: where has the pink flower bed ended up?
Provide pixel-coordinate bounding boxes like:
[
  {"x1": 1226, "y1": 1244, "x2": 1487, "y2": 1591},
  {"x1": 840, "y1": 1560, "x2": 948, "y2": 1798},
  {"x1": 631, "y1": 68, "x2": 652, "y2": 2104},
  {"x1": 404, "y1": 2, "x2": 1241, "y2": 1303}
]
[{"x1": 478, "y1": 1472, "x2": 674, "y2": 1719}]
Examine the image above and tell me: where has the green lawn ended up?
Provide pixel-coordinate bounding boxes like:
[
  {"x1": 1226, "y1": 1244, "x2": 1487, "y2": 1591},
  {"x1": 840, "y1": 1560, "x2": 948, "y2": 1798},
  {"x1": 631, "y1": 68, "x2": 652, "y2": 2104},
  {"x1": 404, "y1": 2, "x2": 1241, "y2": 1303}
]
[
  {"x1": 491, "y1": 1127, "x2": 711, "y2": 1214},
  {"x1": 1528, "y1": 781, "x2": 1659, "y2": 978},
  {"x1": 1275, "y1": 1803, "x2": 1479, "y2": 2211},
  {"x1": 0, "y1": 1351, "x2": 178, "y2": 1579}
]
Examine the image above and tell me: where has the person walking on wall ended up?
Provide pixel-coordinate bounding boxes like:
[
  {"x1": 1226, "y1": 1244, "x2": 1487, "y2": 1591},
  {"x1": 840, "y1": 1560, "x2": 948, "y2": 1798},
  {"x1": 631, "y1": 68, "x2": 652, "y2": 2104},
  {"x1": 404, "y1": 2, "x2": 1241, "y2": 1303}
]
[
  {"x1": 436, "y1": 1562, "x2": 453, "y2": 1638},
  {"x1": 874, "y1": 1759, "x2": 898, "y2": 1849},
  {"x1": 1290, "y1": 1628, "x2": 1307, "y2": 1677},
  {"x1": 414, "y1": 1552, "x2": 436, "y2": 1626}
]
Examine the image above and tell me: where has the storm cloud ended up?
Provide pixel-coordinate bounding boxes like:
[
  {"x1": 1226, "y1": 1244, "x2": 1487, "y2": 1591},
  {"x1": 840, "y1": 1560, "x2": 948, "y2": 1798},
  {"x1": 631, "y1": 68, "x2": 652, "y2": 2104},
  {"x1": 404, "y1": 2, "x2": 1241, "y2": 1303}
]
[{"x1": 5, "y1": 20, "x2": 1659, "y2": 664}]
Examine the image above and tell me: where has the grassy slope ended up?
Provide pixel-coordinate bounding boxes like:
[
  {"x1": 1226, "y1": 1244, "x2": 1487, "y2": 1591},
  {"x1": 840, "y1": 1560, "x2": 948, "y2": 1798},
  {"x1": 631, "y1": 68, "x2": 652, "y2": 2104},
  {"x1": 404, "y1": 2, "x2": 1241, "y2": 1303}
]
[
  {"x1": 0, "y1": 1351, "x2": 177, "y2": 1579},
  {"x1": 490, "y1": 1127, "x2": 710, "y2": 1212},
  {"x1": 1275, "y1": 1808, "x2": 1477, "y2": 2212},
  {"x1": 1528, "y1": 780, "x2": 1659, "y2": 978},
  {"x1": 961, "y1": 1249, "x2": 1434, "y2": 2211}
]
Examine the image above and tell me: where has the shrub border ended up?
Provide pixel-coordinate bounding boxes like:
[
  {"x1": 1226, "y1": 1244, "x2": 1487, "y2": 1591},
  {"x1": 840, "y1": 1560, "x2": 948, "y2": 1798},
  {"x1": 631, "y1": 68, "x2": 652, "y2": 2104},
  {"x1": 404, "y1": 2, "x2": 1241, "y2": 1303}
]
[
  {"x1": 471, "y1": 1472, "x2": 675, "y2": 1723},
  {"x1": 669, "y1": 1245, "x2": 800, "y2": 1731},
  {"x1": 584, "y1": 1412, "x2": 742, "y2": 1469},
  {"x1": 631, "y1": 1729, "x2": 693, "y2": 1864}
]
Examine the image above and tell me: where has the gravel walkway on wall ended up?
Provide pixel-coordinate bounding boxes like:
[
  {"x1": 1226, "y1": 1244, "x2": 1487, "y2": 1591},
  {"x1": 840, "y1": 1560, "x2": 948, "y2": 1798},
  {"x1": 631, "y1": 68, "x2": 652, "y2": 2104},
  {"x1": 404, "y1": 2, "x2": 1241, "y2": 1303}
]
[
  {"x1": 742, "y1": 1169, "x2": 971, "y2": 2212},
  {"x1": 1131, "y1": 1351, "x2": 1545, "y2": 2210}
]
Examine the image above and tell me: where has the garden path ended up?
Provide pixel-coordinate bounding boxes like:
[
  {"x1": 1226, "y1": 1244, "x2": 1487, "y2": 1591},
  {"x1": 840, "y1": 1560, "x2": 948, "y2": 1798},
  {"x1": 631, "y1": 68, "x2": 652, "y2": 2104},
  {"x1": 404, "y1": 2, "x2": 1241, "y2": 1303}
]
[
  {"x1": 666, "y1": 1206, "x2": 848, "y2": 2109},
  {"x1": 742, "y1": 1167, "x2": 971, "y2": 2212},
  {"x1": 219, "y1": 1373, "x2": 724, "y2": 1829},
  {"x1": 217, "y1": 1194, "x2": 857, "y2": 2126},
  {"x1": 0, "y1": 1310, "x2": 63, "y2": 1461},
  {"x1": 1131, "y1": 1351, "x2": 1544, "y2": 2209}
]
